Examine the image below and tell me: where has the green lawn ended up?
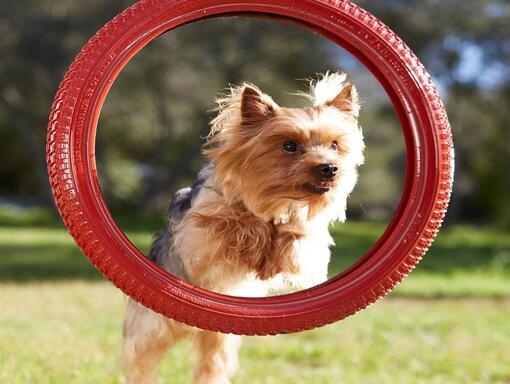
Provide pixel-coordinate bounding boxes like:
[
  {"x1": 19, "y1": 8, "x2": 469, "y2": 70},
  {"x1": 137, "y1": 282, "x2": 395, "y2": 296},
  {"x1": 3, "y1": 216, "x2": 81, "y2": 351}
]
[{"x1": 0, "y1": 210, "x2": 509, "y2": 383}]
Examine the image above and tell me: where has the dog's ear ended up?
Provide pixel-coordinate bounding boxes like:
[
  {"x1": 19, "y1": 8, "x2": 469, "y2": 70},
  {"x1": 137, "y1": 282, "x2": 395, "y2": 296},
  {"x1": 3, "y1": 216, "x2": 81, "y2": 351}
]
[
  {"x1": 327, "y1": 83, "x2": 360, "y2": 118},
  {"x1": 241, "y1": 84, "x2": 276, "y2": 125}
]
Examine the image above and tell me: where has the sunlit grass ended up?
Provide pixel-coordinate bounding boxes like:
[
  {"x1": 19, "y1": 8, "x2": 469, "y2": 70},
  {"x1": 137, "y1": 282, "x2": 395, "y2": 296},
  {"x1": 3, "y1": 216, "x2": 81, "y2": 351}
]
[
  {"x1": 0, "y1": 281, "x2": 509, "y2": 383},
  {"x1": 1, "y1": 210, "x2": 509, "y2": 383},
  {"x1": 0, "y1": 282, "x2": 124, "y2": 384}
]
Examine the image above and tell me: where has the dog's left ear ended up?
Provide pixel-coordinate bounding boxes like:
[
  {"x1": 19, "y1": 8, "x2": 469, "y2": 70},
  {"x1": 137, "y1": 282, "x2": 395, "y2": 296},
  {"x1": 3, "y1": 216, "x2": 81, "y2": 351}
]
[
  {"x1": 241, "y1": 84, "x2": 277, "y2": 125},
  {"x1": 327, "y1": 83, "x2": 360, "y2": 118}
]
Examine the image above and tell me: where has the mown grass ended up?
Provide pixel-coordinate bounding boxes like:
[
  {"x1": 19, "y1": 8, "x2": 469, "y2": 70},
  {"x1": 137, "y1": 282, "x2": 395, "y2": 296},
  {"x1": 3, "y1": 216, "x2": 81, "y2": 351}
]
[
  {"x1": 1, "y1": 208, "x2": 509, "y2": 383},
  {"x1": 1, "y1": 210, "x2": 509, "y2": 298},
  {"x1": 329, "y1": 222, "x2": 510, "y2": 298},
  {"x1": 1, "y1": 281, "x2": 509, "y2": 383}
]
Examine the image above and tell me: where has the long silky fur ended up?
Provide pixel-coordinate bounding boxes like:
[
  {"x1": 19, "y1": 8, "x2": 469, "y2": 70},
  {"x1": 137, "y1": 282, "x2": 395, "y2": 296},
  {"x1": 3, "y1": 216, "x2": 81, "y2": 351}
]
[{"x1": 122, "y1": 72, "x2": 365, "y2": 384}]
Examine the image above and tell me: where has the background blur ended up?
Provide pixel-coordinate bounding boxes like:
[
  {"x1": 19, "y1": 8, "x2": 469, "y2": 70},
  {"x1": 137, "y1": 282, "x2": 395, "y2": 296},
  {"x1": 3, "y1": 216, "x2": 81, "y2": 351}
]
[
  {"x1": 1, "y1": 0, "x2": 509, "y2": 228},
  {"x1": 1, "y1": 1, "x2": 509, "y2": 383}
]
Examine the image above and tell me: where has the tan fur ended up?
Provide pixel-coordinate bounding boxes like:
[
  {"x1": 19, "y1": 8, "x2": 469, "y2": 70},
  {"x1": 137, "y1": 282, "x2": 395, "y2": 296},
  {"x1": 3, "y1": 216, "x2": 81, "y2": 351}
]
[{"x1": 122, "y1": 72, "x2": 364, "y2": 383}]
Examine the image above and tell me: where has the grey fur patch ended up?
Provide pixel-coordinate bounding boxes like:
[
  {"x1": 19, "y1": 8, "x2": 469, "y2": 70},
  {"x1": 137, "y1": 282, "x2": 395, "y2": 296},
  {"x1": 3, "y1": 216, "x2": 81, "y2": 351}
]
[{"x1": 147, "y1": 163, "x2": 214, "y2": 281}]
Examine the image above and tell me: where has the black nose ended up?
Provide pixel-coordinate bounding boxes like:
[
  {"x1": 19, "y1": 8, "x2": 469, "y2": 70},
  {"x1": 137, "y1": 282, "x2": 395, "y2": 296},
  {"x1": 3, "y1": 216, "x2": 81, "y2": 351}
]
[{"x1": 317, "y1": 163, "x2": 338, "y2": 179}]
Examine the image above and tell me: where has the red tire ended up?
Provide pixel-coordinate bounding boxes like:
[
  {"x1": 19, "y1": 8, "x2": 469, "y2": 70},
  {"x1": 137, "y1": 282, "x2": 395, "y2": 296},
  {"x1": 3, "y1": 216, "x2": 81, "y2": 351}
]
[{"x1": 47, "y1": 0, "x2": 453, "y2": 335}]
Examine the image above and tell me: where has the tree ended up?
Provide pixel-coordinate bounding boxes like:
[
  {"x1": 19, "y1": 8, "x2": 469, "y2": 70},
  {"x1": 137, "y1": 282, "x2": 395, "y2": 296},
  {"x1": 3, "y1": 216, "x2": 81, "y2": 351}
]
[
  {"x1": 357, "y1": 0, "x2": 510, "y2": 227},
  {"x1": 1, "y1": 0, "x2": 509, "y2": 227},
  {"x1": 0, "y1": 0, "x2": 132, "y2": 205}
]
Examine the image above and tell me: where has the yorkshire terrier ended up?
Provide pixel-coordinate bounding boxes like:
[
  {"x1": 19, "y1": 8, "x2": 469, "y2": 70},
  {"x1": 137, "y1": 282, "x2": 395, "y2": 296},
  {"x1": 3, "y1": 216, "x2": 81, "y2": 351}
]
[{"x1": 122, "y1": 72, "x2": 364, "y2": 384}]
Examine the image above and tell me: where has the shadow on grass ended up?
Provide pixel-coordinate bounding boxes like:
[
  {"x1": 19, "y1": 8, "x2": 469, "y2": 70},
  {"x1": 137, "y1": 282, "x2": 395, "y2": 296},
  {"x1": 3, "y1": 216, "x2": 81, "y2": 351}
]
[
  {"x1": 0, "y1": 206, "x2": 166, "y2": 231},
  {"x1": 0, "y1": 214, "x2": 509, "y2": 283},
  {"x1": 0, "y1": 244, "x2": 103, "y2": 282},
  {"x1": 329, "y1": 223, "x2": 510, "y2": 277},
  {"x1": 0, "y1": 207, "x2": 164, "y2": 282}
]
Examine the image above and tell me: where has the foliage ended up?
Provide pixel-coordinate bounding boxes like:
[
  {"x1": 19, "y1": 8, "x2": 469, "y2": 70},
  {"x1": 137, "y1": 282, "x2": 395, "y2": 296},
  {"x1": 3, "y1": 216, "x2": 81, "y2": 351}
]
[
  {"x1": 0, "y1": 0, "x2": 509, "y2": 226},
  {"x1": 0, "y1": 0, "x2": 133, "y2": 205},
  {"x1": 357, "y1": 0, "x2": 510, "y2": 226}
]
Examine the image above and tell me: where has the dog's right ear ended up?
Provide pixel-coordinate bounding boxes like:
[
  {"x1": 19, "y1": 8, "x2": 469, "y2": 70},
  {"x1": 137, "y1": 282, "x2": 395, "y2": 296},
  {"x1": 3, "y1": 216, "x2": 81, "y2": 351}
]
[{"x1": 241, "y1": 84, "x2": 276, "y2": 125}]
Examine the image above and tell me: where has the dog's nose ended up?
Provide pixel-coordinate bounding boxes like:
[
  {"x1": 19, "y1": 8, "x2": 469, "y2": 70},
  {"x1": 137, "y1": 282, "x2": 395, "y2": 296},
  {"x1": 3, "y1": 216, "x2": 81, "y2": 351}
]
[{"x1": 317, "y1": 163, "x2": 338, "y2": 179}]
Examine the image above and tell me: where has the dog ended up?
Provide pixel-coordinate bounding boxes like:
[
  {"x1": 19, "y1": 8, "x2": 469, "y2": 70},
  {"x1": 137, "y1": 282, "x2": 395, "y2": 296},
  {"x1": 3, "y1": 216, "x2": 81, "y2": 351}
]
[{"x1": 121, "y1": 72, "x2": 364, "y2": 384}]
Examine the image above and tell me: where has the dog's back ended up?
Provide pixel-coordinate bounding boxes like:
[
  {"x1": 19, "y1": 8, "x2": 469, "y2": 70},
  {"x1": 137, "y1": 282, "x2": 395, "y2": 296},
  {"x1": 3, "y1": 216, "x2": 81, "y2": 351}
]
[{"x1": 147, "y1": 163, "x2": 214, "y2": 280}]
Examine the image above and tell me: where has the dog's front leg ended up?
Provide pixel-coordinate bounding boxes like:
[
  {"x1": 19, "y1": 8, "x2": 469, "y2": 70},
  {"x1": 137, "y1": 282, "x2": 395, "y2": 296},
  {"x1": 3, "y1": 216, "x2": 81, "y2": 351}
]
[{"x1": 192, "y1": 330, "x2": 241, "y2": 384}]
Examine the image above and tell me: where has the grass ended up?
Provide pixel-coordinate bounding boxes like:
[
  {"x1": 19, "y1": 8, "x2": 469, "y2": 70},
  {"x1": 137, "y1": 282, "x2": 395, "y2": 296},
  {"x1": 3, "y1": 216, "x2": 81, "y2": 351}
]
[
  {"x1": 0, "y1": 208, "x2": 509, "y2": 383},
  {"x1": 1, "y1": 282, "x2": 509, "y2": 383},
  {"x1": 329, "y1": 222, "x2": 510, "y2": 298},
  {"x1": 2, "y1": 212, "x2": 509, "y2": 298}
]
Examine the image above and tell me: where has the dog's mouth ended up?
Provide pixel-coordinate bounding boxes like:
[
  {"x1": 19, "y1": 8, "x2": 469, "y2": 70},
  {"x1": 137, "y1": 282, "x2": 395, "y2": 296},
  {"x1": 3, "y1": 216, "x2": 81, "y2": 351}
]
[{"x1": 304, "y1": 182, "x2": 332, "y2": 195}]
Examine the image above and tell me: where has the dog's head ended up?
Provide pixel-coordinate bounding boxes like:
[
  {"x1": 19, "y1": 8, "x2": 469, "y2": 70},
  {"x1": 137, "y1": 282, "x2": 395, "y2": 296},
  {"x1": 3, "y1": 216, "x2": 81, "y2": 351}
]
[{"x1": 204, "y1": 72, "x2": 364, "y2": 224}]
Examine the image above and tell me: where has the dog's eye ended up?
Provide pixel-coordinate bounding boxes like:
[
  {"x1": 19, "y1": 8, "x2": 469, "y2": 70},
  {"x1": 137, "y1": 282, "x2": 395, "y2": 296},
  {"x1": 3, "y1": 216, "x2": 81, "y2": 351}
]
[
  {"x1": 283, "y1": 140, "x2": 298, "y2": 153},
  {"x1": 330, "y1": 141, "x2": 339, "y2": 151}
]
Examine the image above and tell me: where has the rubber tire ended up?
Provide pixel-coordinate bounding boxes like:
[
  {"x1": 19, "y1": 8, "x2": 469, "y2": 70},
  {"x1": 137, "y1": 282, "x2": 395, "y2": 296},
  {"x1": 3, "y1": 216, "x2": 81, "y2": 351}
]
[{"x1": 47, "y1": 0, "x2": 453, "y2": 336}]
